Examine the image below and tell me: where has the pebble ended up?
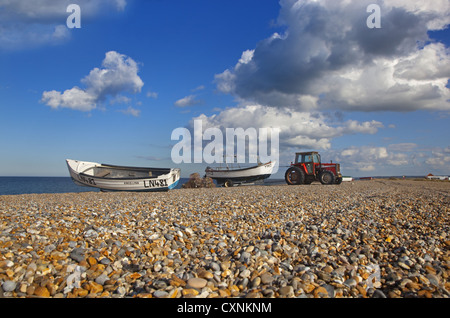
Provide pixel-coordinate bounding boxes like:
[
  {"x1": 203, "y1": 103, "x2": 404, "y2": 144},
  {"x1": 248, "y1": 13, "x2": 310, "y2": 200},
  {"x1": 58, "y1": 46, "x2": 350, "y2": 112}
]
[
  {"x1": 344, "y1": 278, "x2": 357, "y2": 288},
  {"x1": 95, "y1": 274, "x2": 110, "y2": 286},
  {"x1": 261, "y1": 273, "x2": 274, "y2": 285},
  {"x1": 153, "y1": 290, "x2": 168, "y2": 298},
  {"x1": 69, "y1": 248, "x2": 86, "y2": 263},
  {"x1": 2, "y1": 280, "x2": 16, "y2": 292},
  {"x1": 0, "y1": 180, "x2": 448, "y2": 298},
  {"x1": 279, "y1": 286, "x2": 294, "y2": 297},
  {"x1": 187, "y1": 278, "x2": 207, "y2": 289}
]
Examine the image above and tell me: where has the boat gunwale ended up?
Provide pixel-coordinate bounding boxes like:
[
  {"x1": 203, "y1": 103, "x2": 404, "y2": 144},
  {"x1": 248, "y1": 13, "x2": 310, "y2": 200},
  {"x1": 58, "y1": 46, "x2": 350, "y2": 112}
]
[
  {"x1": 77, "y1": 171, "x2": 177, "y2": 181},
  {"x1": 100, "y1": 163, "x2": 172, "y2": 173}
]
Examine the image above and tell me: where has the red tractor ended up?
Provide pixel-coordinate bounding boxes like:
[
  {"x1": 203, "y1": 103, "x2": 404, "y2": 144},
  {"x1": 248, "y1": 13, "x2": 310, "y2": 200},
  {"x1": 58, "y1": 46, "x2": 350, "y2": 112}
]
[{"x1": 285, "y1": 151, "x2": 342, "y2": 185}]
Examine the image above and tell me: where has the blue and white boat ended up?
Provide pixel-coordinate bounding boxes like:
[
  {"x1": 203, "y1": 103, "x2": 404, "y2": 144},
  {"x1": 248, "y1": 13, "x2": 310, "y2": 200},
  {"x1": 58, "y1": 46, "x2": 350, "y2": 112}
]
[
  {"x1": 205, "y1": 160, "x2": 276, "y2": 187},
  {"x1": 66, "y1": 159, "x2": 180, "y2": 192}
]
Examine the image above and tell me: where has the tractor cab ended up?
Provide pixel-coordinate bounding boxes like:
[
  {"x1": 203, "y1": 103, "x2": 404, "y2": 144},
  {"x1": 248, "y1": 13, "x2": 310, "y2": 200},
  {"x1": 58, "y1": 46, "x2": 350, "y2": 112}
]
[
  {"x1": 286, "y1": 151, "x2": 342, "y2": 185},
  {"x1": 294, "y1": 151, "x2": 321, "y2": 175}
]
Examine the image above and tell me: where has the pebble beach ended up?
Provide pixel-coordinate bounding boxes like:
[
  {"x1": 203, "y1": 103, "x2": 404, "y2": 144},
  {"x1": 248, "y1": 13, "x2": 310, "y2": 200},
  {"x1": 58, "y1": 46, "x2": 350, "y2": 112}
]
[{"x1": 0, "y1": 179, "x2": 449, "y2": 299}]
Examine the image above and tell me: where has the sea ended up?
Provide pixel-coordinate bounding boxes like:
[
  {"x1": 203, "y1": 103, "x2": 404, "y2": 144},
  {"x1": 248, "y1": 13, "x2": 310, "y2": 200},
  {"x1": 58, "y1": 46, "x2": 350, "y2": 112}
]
[
  {"x1": 0, "y1": 177, "x2": 191, "y2": 196},
  {"x1": 0, "y1": 177, "x2": 287, "y2": 196}
]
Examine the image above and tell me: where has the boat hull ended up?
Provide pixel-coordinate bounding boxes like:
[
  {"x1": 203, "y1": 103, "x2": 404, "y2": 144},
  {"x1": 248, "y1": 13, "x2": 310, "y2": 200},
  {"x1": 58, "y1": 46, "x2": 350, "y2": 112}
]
[
  {"x1": 205, "y1": 161, "x2": 275, "y2": 185},
  {"x1": 66, "y1": 159, "x2": 180, "y2": 192}
]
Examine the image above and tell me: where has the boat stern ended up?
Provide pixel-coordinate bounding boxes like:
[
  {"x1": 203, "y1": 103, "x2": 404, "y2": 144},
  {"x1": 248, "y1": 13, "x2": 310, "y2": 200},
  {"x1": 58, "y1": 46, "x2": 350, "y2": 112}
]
[{"x1": 168, "y1": 168, "x2": 181, "y2": 189}]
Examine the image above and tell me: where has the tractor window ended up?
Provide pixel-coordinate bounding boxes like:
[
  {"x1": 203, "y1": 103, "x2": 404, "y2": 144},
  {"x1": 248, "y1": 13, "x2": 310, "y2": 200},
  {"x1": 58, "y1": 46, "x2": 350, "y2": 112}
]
[
  {"x1": 295, "y1": 153, "x2": 319, "y2": 164},
  {"x1": 312, "y1": 154, "x2": 320, "y2": 163}
]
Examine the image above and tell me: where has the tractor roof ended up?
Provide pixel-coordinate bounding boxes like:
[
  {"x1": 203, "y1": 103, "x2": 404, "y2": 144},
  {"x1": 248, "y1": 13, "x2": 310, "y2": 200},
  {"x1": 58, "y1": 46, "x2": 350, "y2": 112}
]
[{"x1": 295, "y1": 151, "x2": 319, "y2": 155}]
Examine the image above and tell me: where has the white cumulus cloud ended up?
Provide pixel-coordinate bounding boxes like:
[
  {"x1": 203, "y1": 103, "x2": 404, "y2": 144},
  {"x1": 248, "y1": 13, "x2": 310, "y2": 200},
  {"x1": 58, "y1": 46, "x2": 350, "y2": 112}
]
[
  {"x1": 190, "y1": 104, "x2": 383, "y2": 150},
  {"x1": 41, "y1": 51, "x2": 144, "y2": 112},
  {"x1": 174, "y1": 95, "x2": 202, "y2": 107}
]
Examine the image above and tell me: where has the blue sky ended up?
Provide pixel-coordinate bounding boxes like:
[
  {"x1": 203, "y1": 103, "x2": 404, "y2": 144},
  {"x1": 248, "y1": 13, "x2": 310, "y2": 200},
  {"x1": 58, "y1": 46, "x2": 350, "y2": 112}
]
[{"x1": 0, "y1": 0, "x2": 449, "y2": 178}]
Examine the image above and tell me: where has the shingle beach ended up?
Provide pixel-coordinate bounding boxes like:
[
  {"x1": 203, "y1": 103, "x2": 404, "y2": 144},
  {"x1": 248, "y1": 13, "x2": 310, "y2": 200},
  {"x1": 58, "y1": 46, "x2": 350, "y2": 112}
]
[{"x1": 0, "y1": 180, "x2": 449, "y2": 298}]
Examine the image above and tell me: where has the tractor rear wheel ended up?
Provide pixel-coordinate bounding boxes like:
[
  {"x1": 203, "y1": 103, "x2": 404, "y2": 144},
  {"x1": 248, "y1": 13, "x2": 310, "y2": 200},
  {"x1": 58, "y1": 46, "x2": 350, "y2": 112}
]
[
  {"x1": 285, "y1": 167, "x2": 305, "y2": 185},
  {"x1": 319, "y1": 170, "x2": 335, "y2": 185}
]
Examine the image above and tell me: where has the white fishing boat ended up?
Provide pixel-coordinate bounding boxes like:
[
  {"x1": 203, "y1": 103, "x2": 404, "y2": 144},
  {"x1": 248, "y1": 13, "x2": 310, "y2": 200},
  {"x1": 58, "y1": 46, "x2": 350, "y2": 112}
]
[
  {"x1": 205, "y1": 160, "x2": 276, "y2": 187},
  {"x1": 66, "y1": 159, "x2": 180, "y2": 192}
]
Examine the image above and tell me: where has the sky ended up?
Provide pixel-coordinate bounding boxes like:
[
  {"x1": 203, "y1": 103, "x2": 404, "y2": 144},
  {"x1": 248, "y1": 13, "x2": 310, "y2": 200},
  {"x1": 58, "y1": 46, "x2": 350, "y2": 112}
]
[{"x1": 0, "y1": 0, "x2": 449, "y2": 179}]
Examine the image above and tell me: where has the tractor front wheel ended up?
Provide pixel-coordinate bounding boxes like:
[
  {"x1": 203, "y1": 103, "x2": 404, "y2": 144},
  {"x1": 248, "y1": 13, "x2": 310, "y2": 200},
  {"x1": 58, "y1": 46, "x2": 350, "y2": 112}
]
[
  {"x1": 319, "y1": 170, "x2": 335, "y2": 185},
  {"x1": 285, "y1": 167, "x2": 305, "y2": 185}
]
